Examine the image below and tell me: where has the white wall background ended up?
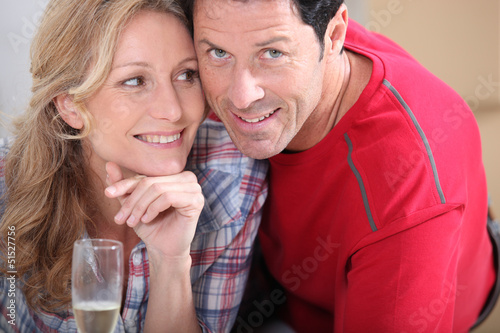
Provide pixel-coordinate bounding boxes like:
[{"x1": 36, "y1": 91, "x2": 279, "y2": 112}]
[{"x1": 0, "y1": 0, "x2": 49, "y2": 137}]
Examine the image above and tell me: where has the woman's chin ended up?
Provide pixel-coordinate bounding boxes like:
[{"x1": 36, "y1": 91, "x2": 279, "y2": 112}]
[{"x1": 136, "y1": 162, "x2": 187, "y2": 177}]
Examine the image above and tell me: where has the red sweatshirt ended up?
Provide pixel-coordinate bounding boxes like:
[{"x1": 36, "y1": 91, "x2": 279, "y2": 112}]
[{"x1": 259, "y1": 20, "x2": 495, "y2": 333}]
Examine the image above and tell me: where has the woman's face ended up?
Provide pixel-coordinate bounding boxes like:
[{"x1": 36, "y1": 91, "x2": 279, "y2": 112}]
[{"x1": 84, "y1": 10, "x2": 204, "y2": 177}]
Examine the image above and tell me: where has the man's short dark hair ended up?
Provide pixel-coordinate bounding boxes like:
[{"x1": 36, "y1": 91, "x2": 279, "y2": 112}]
[
  {"x1": 183, "y1": 0, "x2": 344, "y2": 51},
  {"x1": 292, "y1": 0, "x2": 344, "y2": 50}
]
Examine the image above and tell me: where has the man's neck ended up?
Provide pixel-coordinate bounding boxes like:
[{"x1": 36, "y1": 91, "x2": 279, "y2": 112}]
[
  {"x1": 336, "y1": 50, "x2": 373, "y2": 125},
  {"x1": 285, "y1": 51, "x2": 371, "y2": 153}
]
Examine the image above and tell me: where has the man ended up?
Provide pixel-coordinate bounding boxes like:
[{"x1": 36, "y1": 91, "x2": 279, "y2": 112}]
[{"x1": 186, "y1": 0, "x2": 499, "y2": 331}]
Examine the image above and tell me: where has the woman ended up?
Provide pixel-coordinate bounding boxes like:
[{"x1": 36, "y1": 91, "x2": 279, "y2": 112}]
[{"x1": 0, "y1": 0, "x2": 267, "y2": 332}]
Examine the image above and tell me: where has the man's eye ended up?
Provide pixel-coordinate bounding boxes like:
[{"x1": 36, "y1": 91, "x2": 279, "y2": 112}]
[
  {"x1": 210, "y1": 49, "x2": 228, "y2": 59},
  {"x1": 123, "y1": 77, "x2": 145, "y2": 86},
  {"x1": 263, "y1": 49, "x2": 282, "y2": 59}
]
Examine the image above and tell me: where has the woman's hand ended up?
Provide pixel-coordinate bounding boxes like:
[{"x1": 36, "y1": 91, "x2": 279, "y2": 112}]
[
  {"x1": 105, "y1": 162, "x2": 203, "y2": 332},
  {"x1": 104, "y1": 162, "x2": 204, "y2": 262}
]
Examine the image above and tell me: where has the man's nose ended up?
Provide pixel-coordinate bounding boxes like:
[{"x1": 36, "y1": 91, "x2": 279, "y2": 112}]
[{"x1": 227, "y1": 65, "x2": 265, "y2": 110}]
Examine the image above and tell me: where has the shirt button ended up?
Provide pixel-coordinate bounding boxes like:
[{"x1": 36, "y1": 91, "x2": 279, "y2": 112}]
[{"x1": 132, "y1": 253, "x2": 142, "y2": 266}]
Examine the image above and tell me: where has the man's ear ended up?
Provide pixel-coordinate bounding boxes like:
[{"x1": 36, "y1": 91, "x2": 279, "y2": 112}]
[
  {"x1": 323, "y1": 3, "x2": 348, "y2": 61},
  {"x1": 53, "y1": 94, "x2": 84, "y2": 129}
]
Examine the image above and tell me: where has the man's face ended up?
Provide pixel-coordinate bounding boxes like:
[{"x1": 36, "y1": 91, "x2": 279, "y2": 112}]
[{"x1": 193, "y1": 0, "x2": 328, "y2": 159}]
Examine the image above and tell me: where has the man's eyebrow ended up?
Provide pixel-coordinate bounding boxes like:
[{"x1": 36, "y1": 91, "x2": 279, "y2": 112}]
[
  {"x1": 198, "y1": 38, "x2": 218, "y2": 49},
  {"x1": 197, "y1": 36, "x2": 291, "y2": 49},
  {"x1": 255, "y1": 36, "x2": 291, "y2": 47}
]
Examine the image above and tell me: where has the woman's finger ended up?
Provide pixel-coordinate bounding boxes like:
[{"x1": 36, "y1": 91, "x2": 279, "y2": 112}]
[
  {"x1": 137, "y1": 182, "x2": 203, "y2": 224},
  {"x1": 105, "y1": 162, "x2": 123, "y2": 185},
  {"x1": 113, "y1": 171, "x2": 200, "y2": 226},
  {"x1": 125, "y1": 177, "x2": 201, "y2": 226},
  {"x1": 105, "y1": 175, "x2": 145, "y2": 198}
]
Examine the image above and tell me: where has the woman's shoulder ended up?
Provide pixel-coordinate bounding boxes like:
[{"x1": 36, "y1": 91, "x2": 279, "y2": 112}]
[
  {"x1": 0, "y1": 276, "x2": 77, "y2": 332},
  {"x1": 0, "y1": 137, "x2": 13, "y2": 164},
  {"x1": 0, "y1": 137, "x2": 13, "y2": 199}
]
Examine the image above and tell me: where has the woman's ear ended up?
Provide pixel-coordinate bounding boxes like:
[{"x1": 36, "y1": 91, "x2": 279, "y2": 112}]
[{"x1": 53, "y1": 94, "x2": 84, "y2": 129}]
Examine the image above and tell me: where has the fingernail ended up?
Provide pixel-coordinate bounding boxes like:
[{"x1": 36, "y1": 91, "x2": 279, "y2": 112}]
[
  {"x1": 106, "y1": 186, "x2": 116, "y2": 195},
  {"x1": 141, "y1": 213, "x2": 149, "y2": 223},
  {"x1": 127, "y1": 215, "x2": 136, "y2": 226},
  {"x1": 114, "y1": 211, "x2": 123, "y2": 223}
]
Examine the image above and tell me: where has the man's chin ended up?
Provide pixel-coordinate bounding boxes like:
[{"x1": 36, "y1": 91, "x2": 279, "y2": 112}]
[{"x1": 236, "y1": 142, "x2": 282, "y2": 160}]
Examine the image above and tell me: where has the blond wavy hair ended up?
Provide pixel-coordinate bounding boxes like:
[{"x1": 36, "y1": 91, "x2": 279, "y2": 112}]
[{"x1": 0, "y1": 0, "x2": 187, "y2": 313}]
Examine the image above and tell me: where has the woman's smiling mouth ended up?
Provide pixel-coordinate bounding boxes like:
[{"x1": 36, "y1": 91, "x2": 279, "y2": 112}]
[{"x1": 135, "y1": 133, "x2": 181, "y2": 144}]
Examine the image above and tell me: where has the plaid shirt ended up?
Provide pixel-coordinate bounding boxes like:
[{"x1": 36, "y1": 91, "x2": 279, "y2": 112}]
[{"x1": 0, "y1": 118, "x2": 268, "y2": 333}]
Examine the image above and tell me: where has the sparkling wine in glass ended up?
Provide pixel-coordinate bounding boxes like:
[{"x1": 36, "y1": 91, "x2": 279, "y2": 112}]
[{"x1": 72, "y1": 239, "x2": 123, "y2": 333}]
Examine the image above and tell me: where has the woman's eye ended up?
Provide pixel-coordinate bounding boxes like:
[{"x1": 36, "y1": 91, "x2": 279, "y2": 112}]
[
  {"x1": 123, "y1": 77, "x2": 145, "y2": 86},
  {"x1": 177, "y1": 70, "x2": 198, "y2": 81},
  {"x1": 263, "y1": 49, "x2": 282, "y2": 59},
  {"x1": 209, "y1": 49, "x2": 228, "y2": 59}
]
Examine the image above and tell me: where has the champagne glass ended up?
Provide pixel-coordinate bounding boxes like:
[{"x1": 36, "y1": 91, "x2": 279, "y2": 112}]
[{"x1": 72, "y1": 239, "x2": 124, "y2": 333}]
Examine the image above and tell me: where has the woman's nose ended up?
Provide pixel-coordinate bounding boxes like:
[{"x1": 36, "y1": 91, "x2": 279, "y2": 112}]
[{"x1": 149, "y1": 82, "x2": 182, "y2": 122}]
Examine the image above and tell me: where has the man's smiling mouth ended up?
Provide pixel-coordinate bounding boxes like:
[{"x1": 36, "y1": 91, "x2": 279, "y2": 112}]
[{"x1": 238, "y1": 109, "x2": 276, "y2": 123}]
